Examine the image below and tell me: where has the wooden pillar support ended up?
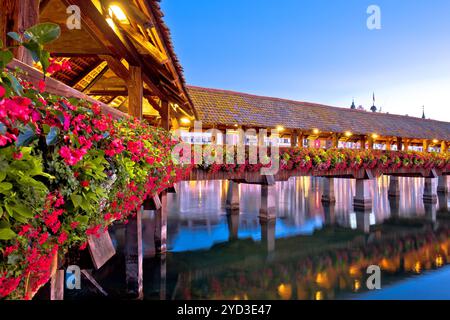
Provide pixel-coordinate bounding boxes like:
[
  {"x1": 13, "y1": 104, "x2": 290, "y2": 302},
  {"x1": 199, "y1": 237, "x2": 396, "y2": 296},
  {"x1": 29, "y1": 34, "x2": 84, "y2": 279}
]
[
  {"x1": 355, "y1": 211, "x2": 371, "y2": 234},
  {"x1": 385, "y1": 138, "x2": 392, "y2": 151},
  {"x1": 331, "y1": 134, "x2": 339, "y2": 149},
  {"x1": 396, "y1": 138, "x2": 403, "y2": 151},
  {"x1": 437, "y1": 176, "x2": 448, "y2": 194},
  {"x1": 423, "y1": 140, "x2": 430, "y2": 153},
  {"x1": 367, "y1": 137, "x2": 374, "y2": 150},
  {"x1": 260, "y1": 219, "x2": 276, "y2": 254},
  {"x1": 226, "y1": 212, "x2": 239, "y2": 241},
  {"x1": 423, "y1": 178, "x2": 437, "y2": 203},
  {"x1": 403, "y1": 139, "x2": 410, "y2": 151},
  {"x1": 359, "y1": 137, "x2": 367, "y2": 150},
  {"x1": 154, "y1": 191, "x2": 168, "y2": 254},
  {"x1": 353, "y1": 179, "x2": 373, "y2": 211},
  {"x1": 438, "y1": 193, "x2": 449, "y2": 213},
  {"x1": 259, "y1": 184, "x2": 277, "y2": 220},
  {"x1": 125, "y1": 209, "x2": 143, "y2": 299},
  {"x1": 441, "y1": 141, "x2": 448, "y2": 154},
  {"x1": 226, "y1": 180, "x2": 240, "y2": 211},
  {"x1": 160, "y1": 100, "x2": 171, "y2": 131},
  {"x1": 291, "y1": 130, "x2": 298, "y2": 148},
  {"x1": 321, "y1": 178, "x2": 336, "y2": 203},
  {"x1": 323, "y1": 202, "x2": 336, "y2": 226},
  {"x1": 128, "y1": 65, "x2": 143, "y2": 119},
  {"x1": 388, "y1": 176, "x2": 400, "y2": 198}
]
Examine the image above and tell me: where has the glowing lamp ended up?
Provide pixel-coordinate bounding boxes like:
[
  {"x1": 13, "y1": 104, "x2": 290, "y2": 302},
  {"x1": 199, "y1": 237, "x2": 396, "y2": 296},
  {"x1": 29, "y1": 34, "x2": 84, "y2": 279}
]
[
  {"x1": 345, "y1": 131, "x2": 353, "y2": 137},
  {"x1": 276, "y1": 125, "x2": 285, "y2": 132},
  {"x1": 109, "y1": 5, "x2": 129, "y2": 24},
  {"x1": 312, "y1": 128, "x2": 320, "y2": 135},
  {"x1": 180, "y1": 117, "x2": 191, "y2": 125}
]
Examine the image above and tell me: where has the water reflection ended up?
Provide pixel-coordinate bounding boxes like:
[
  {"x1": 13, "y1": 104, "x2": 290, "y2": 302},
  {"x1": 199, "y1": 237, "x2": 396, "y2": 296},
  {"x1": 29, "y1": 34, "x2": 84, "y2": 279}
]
[{"x1": 166, "y1": 177, "x2": 447, "y2": 252}]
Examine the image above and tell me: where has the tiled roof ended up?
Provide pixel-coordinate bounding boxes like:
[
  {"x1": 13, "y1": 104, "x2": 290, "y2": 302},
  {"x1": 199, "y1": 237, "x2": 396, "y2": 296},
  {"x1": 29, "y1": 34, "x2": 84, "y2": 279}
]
[{"x1": 187, "y1": 86, "x2": 450, "y2": 141}]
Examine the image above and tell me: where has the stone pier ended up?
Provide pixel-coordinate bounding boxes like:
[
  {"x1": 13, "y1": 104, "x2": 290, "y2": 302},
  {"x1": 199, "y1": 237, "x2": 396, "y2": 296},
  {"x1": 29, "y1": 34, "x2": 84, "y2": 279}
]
[
  {"x1": 438, "y1": 176, "x2": 448, "y2": 194},
  {"x1": 355, "y1": 210, "x2": 371, "y2": 234},
  {"x1": 353, "y1": 179, "x2": 373, "y2": 211},
  {"x1": 321, "y1": 178, "x2": 336, "y2": 203},
  {"x1": 423, "y1": 178, "x2": 437, "y2": 203},
  {"x1": 388, "y1": 176, "x2": 400, "y2": 198},
  {"x1": 323, "y1": 203, "x2": 336, "y2": 226},
  {"x1": 259, "y1": 184, "x2": 277, "y2": 220}
]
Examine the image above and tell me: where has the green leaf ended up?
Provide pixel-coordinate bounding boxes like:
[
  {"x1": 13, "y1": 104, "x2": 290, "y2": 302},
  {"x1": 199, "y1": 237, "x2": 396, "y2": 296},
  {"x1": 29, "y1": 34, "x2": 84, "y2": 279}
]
[
  {"x1": 16, "y1": 125, "x2": 36, "y2": 147},
  {"x1": 0, "y1": 171, "x2": 6, "y2": 182},
  {"x1": 75, "y1": 215, "x2": 89, "y2": 225},
  {"x1": 71, "y1": 193, "x2": 82, "y2": 208},
  {"x1": 6, "y1": 73, "x2": 23, "y2": 96},
  {"x1": 24, "y1": 23, "x2": 61, "y2": 44},
  {"x1": 0, "y1": 182, "x2": 13, "y2": 194},
  {"x1": 0, "y1": 50, "x2": 13, "y2": 70},
  {"x1": 7, "y1": 32, "x2": 21, "y2": 43},
  {"x1": 0, "y1": 39, "x2": 3, "y2": 48},
  {"x1": 46, "y1": 126, "x2": 59, "y2": 146},
  {"x1": 11, "y1": 204, "x2": 33, "y2": 218},
  {"x1": 0, "y1": 228, "x2": 16, "y2": 240}
]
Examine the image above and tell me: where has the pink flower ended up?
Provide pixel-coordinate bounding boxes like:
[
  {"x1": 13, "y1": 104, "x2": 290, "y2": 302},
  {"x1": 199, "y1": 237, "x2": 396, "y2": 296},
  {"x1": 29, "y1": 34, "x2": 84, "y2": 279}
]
[
  {"x1": 0, "y1": 85, "x2": 5, "y2": 98},
  {"x1": 70, "y1": 221, "x2": 80, "y2": 229},
  {"x1": 38, "y1": 232, "x2": 49, "y2": 245}
]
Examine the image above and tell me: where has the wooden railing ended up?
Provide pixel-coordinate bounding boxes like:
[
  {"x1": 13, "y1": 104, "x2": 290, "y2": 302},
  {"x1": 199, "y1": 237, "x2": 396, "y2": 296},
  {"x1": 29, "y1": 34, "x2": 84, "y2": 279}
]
[{"x1": 7, "y1": 59, "x2": 128, "y2": 120}]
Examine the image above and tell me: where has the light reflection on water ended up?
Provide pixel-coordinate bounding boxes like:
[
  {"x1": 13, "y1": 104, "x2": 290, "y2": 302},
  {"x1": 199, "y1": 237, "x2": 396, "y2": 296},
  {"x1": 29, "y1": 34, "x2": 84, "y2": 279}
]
[{"x1": 166, "y1": 177, "x2": 447, "y2": 252}]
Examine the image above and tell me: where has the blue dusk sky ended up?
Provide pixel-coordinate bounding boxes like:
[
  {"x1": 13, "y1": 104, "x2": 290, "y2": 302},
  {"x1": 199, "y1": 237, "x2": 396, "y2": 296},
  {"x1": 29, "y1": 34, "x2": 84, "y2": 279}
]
[{"x1": 161, "y1": 0, "x2": 450, "y2": 122}]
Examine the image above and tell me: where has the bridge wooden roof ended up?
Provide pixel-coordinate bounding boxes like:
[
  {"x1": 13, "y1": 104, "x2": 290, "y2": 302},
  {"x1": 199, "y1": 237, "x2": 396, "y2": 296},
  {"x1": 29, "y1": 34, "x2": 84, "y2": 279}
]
[
  {"x1": 188, "y1": 86, "x2": 450, "y2": 142},
  {"x1": 19, "y1": 0, "x2": 196, "y2": 121}
]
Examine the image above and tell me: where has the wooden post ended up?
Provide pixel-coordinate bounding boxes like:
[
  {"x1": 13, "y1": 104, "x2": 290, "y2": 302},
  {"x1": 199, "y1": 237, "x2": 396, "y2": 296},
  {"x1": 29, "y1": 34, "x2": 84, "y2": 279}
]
[
  {"x1": 160, "y1": 100, "x2": 171, "y2": 131},
  {"x1": 367, "y1": 137, "x2": 374, "y2": 150},
  {"x1": 331, "y1": 134, "x2": 339, "y2": 148},
  {"x1": 355, "y1": 211, "x2": 371, "y2": 234},
  {"x1": 359, "y1": 137, "x2": 366, "y2": 150},
  {"x1": 396, "y1": 138, "x2": 403, "y2": 151},
  {"x1": 298, "y1": 132, "x2": 304, "y2": 148},
  {"x1": 290, "y1": 130, "x2": 298, "y2": 148},
  {"x1": 403, "y1": 139, "x2": 410, "y2": 151},
  {"x1": 226, "y1": 213, "x2": 239, "y2": 241},
  {"x1": 423, "y1": 140, "x2": 429, "y2": 152},
  {"x1": 226, "y1": 180, "x2": 240, "y2": 211},
  {"x1": 154, "y1": 191, "x2": 168, "y2": 254},
  {"x1": 128, "y1": 66, "x2": 143, "y2": 119},
  {"x1": 125, "y1": 209, "x2": 143, "y2": 299},
  {"x1": 322, "y1": 202, "x2": 336, "y2": 226},
  {"x1": 441, "y1": 141, "x2": 448, "y2": 154},
  {"x1": 385, "y1": 138, "x2": 392, "y2": 151},
  {"x1": 1, "y1": 0, "x2": 40, "y2": 66},
  {"x1": 260, "y1": 219, "x2": 276, "y2": 254}
]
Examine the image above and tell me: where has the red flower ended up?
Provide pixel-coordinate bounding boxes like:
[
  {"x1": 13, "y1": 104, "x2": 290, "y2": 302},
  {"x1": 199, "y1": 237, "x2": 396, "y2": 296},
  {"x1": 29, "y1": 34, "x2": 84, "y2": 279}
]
[
  {"x1": 57, "y1": 231, "x2": 68, "y2": 244},
  {"x1": 13, "y1": 152, "x2": 23, "y2": 160},
  {"x1": 38, "y1": 79, "x2": 46, "y2": 93},
  {"x1": 80, "y1": 180, "x2": 89, "y2": 188},
  {"x1": 0, "y1": 85, "x2": 5, "y2": 98},
  {"x1": 38, "y1": 232, "x2": 49, "y2": 245},
  {"x1": 70, "y1": 221, "x2": 80, "y2": 229}
]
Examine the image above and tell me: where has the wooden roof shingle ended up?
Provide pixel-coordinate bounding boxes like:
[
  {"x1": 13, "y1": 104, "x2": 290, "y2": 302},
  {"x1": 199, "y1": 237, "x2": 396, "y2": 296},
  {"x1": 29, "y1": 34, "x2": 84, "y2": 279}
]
[{"x1": 187, "y1": 86, "x2": 450, "y2": 141}]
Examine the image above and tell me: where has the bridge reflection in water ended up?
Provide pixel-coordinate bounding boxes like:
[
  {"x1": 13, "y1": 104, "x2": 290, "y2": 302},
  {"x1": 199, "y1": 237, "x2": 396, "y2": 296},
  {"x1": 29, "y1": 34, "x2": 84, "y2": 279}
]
[
  {"x1": 104, "y1": 176, "x2": 450, "y2": 300},
  {"x1": 164, "y1": 177, "x2": 447, "y2": 252}
]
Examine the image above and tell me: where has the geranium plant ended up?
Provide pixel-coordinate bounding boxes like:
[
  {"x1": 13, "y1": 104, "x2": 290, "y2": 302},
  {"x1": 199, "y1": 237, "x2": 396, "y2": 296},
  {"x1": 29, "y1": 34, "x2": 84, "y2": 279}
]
[{"x1": 0, "y1": 24, "x2": 187, "y2": 299}]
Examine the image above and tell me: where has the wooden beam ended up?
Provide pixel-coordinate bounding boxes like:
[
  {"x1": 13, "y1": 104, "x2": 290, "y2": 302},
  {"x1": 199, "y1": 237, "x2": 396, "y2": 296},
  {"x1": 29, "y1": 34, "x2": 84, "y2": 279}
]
[
  {"x1": 7, "y1": 59, "x2": 126, "y2": 120},
  {"x1": 160, "y1": 100, "x2": 170, "y2": 131},
  {"x1": 128, "y1": 65, "x2": 143, "y2": 119},
  {"x1": 82, "y1": 66, "x2": 109, "y2": 93},
  {"x1": 62, "y1": 0, "x2": 140, "y2": 65}
]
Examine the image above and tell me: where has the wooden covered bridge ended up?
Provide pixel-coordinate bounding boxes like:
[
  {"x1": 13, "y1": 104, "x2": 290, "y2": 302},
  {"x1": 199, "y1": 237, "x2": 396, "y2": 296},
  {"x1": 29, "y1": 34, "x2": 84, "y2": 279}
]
[{"x1": 1, "y1": 0, "x2": 450, "y2": 299}]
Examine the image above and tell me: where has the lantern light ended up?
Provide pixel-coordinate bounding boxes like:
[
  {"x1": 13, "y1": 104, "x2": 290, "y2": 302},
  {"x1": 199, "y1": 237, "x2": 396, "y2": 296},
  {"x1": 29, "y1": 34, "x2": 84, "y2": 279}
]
[
  {"x1": 276, "y1": 125, "x2": 285, "y2": 132},
  {"x1": 180, "y1": 117, "x2": 191, "y2": 125},
  {"x1": 345, "y1": 131, "x2": 353, "y2": 137},
  {"x1": 313, "y1": 128, "x2": 320, "y2": 135},
  {"x1": 109, "y1": 5, "x2": 129, "y2": 24}
]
